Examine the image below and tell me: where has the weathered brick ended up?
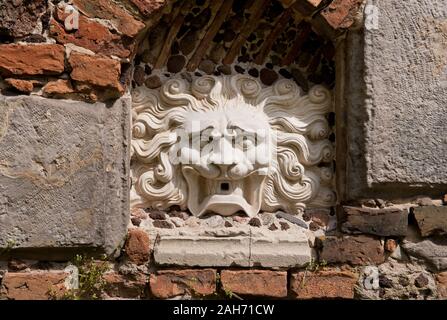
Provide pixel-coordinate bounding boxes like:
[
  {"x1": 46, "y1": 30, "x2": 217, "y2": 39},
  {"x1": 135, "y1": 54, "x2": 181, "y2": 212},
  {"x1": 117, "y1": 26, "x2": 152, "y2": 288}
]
[
  {"x1": 436, "y1": 272, "x2": 447, "y2": 298},
  {"x1": 129, "y1": 0, "x2": 167, "y2": 17},
  {"x1": 69, "y1": 52, "x2": 123, "y2": 93},
  {"x1": 1, "y1": 271, "x2": 68, "y2": 300},
  {"x1": 103, "y1": 272, "x2": 147, "y2": 298},
  {"x1": 72, "y1": 0, "x2": 145, "y2": 38},
  {"x1": 319, "y1": 0, "x2": 364, "y2": 30},
  {"x1": 43, "y1": 79, "x2": 75, "y2": 96},
  {"x1": 290, "y1": 268, "x2": 358, "y2": 299},
  {"x1": 413, "y1": 206, "x2": 447, "y2": 237},
  {"x1": 150, "y1": 269, "x2": 216, "y2": 299},
  {"x1": 0, "y1": 44, "x2": 65, "y2": 76},
  {"x1": 341, "y1": 206, "x2": 408, "y2": 236},
  {"x1": 220, "y1": 270, "x2": 287, "y2": 298},
  {"x1": 5, "y1": 78, "x2": 34, "y2": 94},
  {"x1": 50, "y1": 6, "x2": 132, "y2": 59},
  {"x1": 320, "y1": 235, "x2": 385, "y2": 265},
  {"x1": 0, "y1": 0, "x2": 47, "y2": 38},
  {"x1": 125, "y1": 228, "x2": 150, "y2": 265}
]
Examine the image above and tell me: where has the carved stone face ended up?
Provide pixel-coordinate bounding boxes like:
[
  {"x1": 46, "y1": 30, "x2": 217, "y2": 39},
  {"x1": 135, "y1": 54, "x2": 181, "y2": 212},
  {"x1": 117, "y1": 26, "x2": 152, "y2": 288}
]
[
  {"x1": 179, "y1": 107, "x2": 272, "y2": 217},
  {"x1": 130, "y1": 75, "x2": 335, "y2": 217}
]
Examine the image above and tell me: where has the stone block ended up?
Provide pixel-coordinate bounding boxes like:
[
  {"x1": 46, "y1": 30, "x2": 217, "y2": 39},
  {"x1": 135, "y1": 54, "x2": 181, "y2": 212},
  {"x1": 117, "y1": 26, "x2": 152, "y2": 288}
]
[
  {"x1": 0, "y1": 95, "x2": 130, "y2": 259},
  {"x1": 341, "y1": 206, "x2": 408, "y2": 236},
  {"x1": 342, "y1": 0, "x2": 447, "y2": 200},
  {"x1": 320, "y1": 235, "x2": 385, "y2": 265},
  {"x1": 402, "y1": 237, "x2": 447, "y2": 271},
  {"x1": 151, "y1": 226, "x2": 311, "y2": 268},
  {"x1": 413, "y1": 206, "x2": 447, "y2": 237}
]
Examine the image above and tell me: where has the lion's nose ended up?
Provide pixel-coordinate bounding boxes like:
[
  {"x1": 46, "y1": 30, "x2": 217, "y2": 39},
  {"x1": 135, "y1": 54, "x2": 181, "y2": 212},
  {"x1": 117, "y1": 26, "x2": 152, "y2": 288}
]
[{"x1": 208, "y1": 137, "x2": 240, "y2": 176}]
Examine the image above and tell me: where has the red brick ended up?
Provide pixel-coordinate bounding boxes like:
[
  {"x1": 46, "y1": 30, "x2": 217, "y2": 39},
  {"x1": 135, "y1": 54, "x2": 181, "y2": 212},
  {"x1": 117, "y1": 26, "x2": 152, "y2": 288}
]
[
  {"x1": 0, "y1": 44, "x2": 65, "y2": 76},
  {"x1": 436, "y1": 272, "x2": 447, "y2": 298},
  {"x1": 72, "y1": 0, "x2": 145, "y2": 38},
  {"x1": 5, "y1": 79, "x2": 34, "y2": 94},
  {"x1": 69, "y1": 52, "x2": 123, "y2": 93},
  {"x1": 320, "y1": 235, "x2": 385, "y2": 265},
  {"x1": 129, "y1": 0, "x2": 167, "y2": 17},
  {"x1": 220, "y1": 270, "x2": 287, "y2": 298},
  {"x1": 1, "y1": 271, "x2": 68, "y2": 300},
  {"x1": 43, "y1": 79, "x2": 75, "y2": 96},
  {"x1": 50, "y1": 7, "x2": 132, "y2": 59},
  {"x1": 150, "y1": 269, "x2": 216, "y2": 299},
  {"x1": 290, "y1": 268, "x2": 358, "y2": 299},
  {"x1": 320, "y1": 0, "x2": 363, "y2": 30},
  {"x1": 125, "y1": 228, "x2": 150, "y2": 265},
  {"x1": 103, "y1": 272, "x2": 148, "y2": 298}
]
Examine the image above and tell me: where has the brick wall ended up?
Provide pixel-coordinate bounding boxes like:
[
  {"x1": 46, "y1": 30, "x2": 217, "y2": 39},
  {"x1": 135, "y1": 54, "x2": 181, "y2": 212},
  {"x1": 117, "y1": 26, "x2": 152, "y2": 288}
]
[{"x1": 1, "y1": 0, "x2": 447, "y2": 301}]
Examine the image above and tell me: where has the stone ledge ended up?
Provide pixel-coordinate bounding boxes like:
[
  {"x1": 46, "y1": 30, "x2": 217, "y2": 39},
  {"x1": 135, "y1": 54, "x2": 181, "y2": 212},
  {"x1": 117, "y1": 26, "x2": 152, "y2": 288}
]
[{"x1": 150, "y1": 224, "x2": 312, "y2": 268}]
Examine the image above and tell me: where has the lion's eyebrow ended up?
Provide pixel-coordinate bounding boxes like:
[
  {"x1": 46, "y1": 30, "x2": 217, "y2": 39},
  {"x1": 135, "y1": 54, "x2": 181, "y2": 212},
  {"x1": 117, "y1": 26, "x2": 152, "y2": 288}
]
[{"x1": 227, "y1": 121, "x2": 261, "y2": 134}]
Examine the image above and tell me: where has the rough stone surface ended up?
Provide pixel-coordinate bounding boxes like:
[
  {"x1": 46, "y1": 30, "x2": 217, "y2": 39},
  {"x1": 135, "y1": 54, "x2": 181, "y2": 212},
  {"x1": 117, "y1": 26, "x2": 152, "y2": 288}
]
[
  {"x1": 0, "y1": 0, "x2": 47, "y2": 38},
  {"x1": 150, "y1": 269, "x2": 216, "y2": 299},
  {"x1": 413, "y1": 206, "x2": 447, "y2": 237},
  {"x1": 220, "y1": 270, "x2": 287, "y2": 298},
  {"x1": 344, "y1": 0, "x2": 447, "y2": 200},
  {"x1": 436, "y1": 272, "x2": 447, "y2": 298},
  {"x1": 402, "y1": 237, "x2": 447, "y2": 271},
  {"x1": 356, "y1": 261, "x2": 438, "y2": 299},
  {"x1": 320, "y1": 235, "x2": 385, "y2": 265},
  {"x1": 0, "y1": 95, "x2": 130, "y2": 259},
  {"x1": 341, "y1": 206, "x2": 408, "y2": 236},
  {"x1": 290, "y1": 269, "x2": 358, "y2": 299},
  {"x1": 0, "y1": 271, "x2": 68, "y2": 300},
  {"x1": 0, "y1": 44, "x2": 65, "y2": 76},
  {"x1": 125, "y1": 229, "x2": 150, "y2": 265}
]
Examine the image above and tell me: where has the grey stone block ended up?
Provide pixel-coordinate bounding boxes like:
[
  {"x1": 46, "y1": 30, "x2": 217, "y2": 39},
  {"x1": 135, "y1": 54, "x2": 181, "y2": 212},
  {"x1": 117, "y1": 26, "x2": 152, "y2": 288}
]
[
  {"x1": 341, "y1": 0, "x2": 447, "y2": 200},
  {"x1": 402, "y1": 237, "x2": 447, "y2": 271},
  {"x1": 413, "y1": 206, "x2": 447, "y2": 237},
  {"x1": 341, "y1": 206, "x2": 408, "y2": 236},
  {"x1": 0, "y1": 95, "x2": 130, "y2": 259}
]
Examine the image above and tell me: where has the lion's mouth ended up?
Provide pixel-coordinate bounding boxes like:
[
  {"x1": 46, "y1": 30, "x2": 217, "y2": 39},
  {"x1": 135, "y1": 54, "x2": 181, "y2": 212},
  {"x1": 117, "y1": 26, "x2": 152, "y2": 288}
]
[{"x1": 182, "y1": 166, "x2": 267, "y2": 217}]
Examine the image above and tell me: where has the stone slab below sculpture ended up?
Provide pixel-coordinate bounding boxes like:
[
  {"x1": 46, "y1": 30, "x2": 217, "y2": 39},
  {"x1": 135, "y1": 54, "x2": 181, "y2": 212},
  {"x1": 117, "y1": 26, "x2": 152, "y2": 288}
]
[
  {"x1": 141, "y1": 215, "x2": 312, "y2": 268},
  {"x1": 0, "y1": 95, "x2": 130, "y2": 259}
]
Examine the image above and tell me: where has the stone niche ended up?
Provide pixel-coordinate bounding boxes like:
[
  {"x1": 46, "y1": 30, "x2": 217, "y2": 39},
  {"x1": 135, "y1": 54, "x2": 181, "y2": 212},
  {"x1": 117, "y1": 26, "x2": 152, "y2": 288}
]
[
  {"x1": 0, "y1": 95, "x2": 130, "y2": 259},
  {"x1": 130, "y1": 0, "x2": 337, "y2": 267}
]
